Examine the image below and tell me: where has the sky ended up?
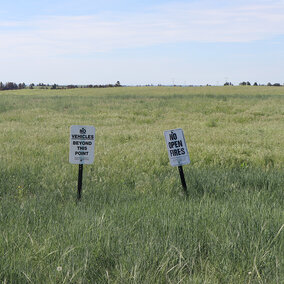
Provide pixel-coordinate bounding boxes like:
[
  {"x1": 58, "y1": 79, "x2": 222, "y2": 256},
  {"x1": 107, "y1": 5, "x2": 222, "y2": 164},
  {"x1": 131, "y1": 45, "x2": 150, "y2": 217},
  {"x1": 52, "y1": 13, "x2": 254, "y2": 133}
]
[{"x1": 0, "y1": 0, "x2": 284, "y2": 85}]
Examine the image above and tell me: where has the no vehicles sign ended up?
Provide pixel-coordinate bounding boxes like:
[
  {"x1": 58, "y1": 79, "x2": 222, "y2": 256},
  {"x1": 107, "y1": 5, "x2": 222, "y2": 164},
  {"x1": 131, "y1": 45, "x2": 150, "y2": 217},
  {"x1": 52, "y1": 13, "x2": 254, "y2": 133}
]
[
  {"x1": 69, "y1": 125, "x2": 95, "y2": 164},
  {"x1": 164, "y1": 128, "x2": 190, "y2": 167}
]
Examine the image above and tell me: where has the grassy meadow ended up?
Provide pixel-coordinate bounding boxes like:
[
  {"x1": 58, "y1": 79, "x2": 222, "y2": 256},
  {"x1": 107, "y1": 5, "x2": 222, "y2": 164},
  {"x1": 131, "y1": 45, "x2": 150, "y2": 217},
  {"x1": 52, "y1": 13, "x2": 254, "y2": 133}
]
[{"x1": 0, "y1": 86, "x2": 283, "y2": 283}]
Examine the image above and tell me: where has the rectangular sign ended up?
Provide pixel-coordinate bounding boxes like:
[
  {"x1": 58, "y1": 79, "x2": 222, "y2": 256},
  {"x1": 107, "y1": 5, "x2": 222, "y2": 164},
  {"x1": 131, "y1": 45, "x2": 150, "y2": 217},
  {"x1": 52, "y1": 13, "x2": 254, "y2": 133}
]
[
  {"x1": 69, "y1": 125, "x2": 95, "y2": 164},
  {"x1": 164, "y1": 128, "x2": 190, "y2": 167}
]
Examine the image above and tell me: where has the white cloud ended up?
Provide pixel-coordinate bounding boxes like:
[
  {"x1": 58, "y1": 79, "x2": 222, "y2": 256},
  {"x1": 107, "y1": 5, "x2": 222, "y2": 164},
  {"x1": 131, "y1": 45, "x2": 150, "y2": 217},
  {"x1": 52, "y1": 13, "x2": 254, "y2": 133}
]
[{"x1": 0, "y1": 0, "x2": 283, "y2": 58}]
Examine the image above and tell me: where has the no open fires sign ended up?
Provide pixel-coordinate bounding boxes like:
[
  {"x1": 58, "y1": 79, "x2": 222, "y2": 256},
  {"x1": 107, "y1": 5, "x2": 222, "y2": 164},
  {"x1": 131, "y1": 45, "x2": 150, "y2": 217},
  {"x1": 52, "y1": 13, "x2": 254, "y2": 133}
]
[{"x1": 164, "y1": 128, "x2": 190, "y2": 167}]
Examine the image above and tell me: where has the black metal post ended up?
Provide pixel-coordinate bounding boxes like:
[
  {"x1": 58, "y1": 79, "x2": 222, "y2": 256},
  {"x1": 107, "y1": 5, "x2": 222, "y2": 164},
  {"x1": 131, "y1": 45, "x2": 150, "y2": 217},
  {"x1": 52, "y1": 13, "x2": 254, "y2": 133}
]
[
  {"x1": 77, "y1": 164, "x2": 83, "y2": 200},
  {"x1": 178, "y1": 166, "x2": 188, "y2": 197}
]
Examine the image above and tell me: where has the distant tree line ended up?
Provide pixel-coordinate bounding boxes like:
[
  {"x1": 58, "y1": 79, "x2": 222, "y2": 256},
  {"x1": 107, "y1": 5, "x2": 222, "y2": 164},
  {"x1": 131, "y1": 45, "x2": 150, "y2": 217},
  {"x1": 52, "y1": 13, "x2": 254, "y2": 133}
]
[
  {"x1": 0, "y1": 81, "x2": 122, "y2": 91},
  {"x1": 238, "y1": 81, "x2": 282, "y2": 86},
  {"x1": 1, "y1": 80, "x2": 283, "y2": 91},
  {"x1": 0, "y1": 82, "x2": 27, "y2": 90},
  {"x1": 222, "y1": 81, "x2": 283, "y2": 86}
]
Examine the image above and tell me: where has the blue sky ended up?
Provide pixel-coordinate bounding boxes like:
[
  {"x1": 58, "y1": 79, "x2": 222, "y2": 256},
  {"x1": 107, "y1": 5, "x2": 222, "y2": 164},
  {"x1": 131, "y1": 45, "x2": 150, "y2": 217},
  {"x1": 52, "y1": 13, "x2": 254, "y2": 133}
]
[{"x1": 0, "y1": 0, "x2": 283, "y2": 85}]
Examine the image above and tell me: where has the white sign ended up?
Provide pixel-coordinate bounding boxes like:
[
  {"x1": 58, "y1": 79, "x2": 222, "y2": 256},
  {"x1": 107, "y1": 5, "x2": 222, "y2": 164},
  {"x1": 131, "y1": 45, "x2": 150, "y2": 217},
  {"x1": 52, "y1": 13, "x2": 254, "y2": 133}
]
[
  {"x1": 164, "y1": 128, "x2": 190, "y2": 167},
  {"x1": 69, "y1": 125, "x2": 95, "y2": 164}
]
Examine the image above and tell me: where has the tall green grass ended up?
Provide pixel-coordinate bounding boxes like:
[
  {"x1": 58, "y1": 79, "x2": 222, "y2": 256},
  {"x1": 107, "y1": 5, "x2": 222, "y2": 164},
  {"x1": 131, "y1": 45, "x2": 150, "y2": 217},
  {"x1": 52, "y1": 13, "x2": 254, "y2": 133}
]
[{"x1": 0, "y1": 86, "x2": 283, "y2": 283}]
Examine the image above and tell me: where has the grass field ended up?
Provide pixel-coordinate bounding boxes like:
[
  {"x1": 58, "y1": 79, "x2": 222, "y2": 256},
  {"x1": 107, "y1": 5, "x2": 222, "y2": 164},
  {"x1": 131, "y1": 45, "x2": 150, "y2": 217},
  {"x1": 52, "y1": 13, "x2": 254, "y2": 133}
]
[{"x1": 0, "y1": 86, "x2": 283, "y2": 283}]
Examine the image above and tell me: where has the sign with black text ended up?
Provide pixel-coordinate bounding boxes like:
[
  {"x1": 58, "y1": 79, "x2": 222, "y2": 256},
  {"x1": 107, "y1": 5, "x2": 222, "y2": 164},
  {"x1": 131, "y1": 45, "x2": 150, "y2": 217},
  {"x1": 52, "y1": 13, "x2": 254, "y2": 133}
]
[
  {"x1": 164, "y1": 128, "x2": 190, "y2": 167},
  {"x1": 69, "y1": 125, "x2": 95, "y2": 164}
]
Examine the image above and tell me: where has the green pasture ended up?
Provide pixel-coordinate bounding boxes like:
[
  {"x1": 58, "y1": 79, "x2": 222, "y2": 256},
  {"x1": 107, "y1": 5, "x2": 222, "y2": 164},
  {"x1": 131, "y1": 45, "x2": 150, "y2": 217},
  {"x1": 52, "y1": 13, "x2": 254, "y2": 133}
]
[{"x1": 0, "y1": 86, "x2": 283, "y2": 283}]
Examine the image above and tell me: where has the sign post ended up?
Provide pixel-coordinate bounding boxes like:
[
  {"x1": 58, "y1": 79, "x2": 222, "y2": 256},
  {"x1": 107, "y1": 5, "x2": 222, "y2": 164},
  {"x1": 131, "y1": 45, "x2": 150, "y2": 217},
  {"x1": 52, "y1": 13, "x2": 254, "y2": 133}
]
[
  {"x1": 69, "y1": 125, "x2": 95, "y2": 200},
  {"x1": 77, "y1": 164, "x2": 83, "y2": 200},
  {"x1": 164, "y1": 128, "x2": 190, "y2": 197}
]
